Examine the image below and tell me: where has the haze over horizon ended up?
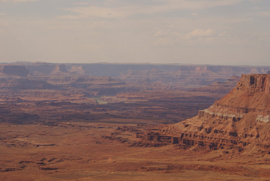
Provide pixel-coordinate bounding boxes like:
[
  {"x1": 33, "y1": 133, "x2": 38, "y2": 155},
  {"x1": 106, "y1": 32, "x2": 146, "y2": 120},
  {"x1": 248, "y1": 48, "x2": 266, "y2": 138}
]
[{"x1": 0, "y1": 0, "x2": 269, "y2": 66}]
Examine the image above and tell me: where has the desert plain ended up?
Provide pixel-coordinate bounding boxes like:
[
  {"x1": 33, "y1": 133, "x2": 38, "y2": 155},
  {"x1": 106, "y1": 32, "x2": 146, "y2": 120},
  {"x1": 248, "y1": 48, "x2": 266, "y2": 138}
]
[{"x1": 0, "y1": 63, "x2": 270, "y2": 180}]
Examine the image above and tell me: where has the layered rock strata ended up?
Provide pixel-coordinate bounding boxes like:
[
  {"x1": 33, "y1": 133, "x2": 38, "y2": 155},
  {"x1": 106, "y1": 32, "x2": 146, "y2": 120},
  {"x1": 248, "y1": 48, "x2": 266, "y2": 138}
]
[{"x1": 140, "y1": 74, "x2": 270, "y2": 152}]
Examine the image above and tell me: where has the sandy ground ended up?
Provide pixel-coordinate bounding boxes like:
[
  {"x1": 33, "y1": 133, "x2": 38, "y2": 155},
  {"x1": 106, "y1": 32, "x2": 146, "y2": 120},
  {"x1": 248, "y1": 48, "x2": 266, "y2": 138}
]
[{"x1": 0, "y1": 123, "x2": 270, "y2": 181}]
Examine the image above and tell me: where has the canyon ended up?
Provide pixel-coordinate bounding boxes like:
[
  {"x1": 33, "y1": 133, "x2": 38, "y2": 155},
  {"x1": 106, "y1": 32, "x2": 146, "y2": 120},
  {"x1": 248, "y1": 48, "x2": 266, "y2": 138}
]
[
  {"x1": 127, "y1": 74, "x2": 270, "y2": 153},
  {"x1": 0, "y1": 62, "x2": 270, "y2": 180}
]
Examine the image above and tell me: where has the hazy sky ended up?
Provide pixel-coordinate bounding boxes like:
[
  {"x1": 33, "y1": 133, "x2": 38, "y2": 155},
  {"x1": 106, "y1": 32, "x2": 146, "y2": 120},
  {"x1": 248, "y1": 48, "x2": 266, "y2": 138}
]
[{"x1": 0, "y1": 0, "x2": 269, "y2": 65}]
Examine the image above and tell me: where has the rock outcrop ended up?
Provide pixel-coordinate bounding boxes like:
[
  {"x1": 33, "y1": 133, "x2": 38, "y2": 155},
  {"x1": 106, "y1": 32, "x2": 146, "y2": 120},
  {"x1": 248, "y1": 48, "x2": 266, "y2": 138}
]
[
  {"x1": 0, "y1": 65, "x2": 29, "y2": 77},
  {"x1": 69, "y1": 65, "x2": 85, "y2": 75},
  {"x1": 50, "y1": 64, "x2": 68, "y2": 74},
  {"x1": 141, "y1": 74, "x2": 270, "y2": 152}
]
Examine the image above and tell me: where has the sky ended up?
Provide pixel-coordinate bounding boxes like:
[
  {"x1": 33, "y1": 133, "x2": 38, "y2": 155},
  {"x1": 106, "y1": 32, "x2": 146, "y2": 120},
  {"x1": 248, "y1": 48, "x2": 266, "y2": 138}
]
[{"x1": 0, "y1": 0, "x2": 269, "y2": 65}]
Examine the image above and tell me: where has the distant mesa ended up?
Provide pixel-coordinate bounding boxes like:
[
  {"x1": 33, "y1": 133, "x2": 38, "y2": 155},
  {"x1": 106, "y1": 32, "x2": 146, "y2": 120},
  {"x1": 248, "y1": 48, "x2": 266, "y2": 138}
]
[
  {"x1": 0, "y1": 64, "x2": 56, "y2": 90},
  {"x1": 69, "y1": 65, "x2": 85, "y2": 75},
  {"x1": 20, "y1": 63, "x2": 270, "y2": 90},
  {"x1": 0, "y1": 65, "x2": 29, "y2": 77},
  {"x1": 191, "y1": 75, "x2": 241, "y2": 93},
  {"x1": 23, "y1": 62, "x2": 56, "y2": 75},
  {"x1": 0, "y1": 78, "x2": 53, "y2": 90},
  {"x1": 227, "y1": 75, "x2": 240, "y2": 81},
  {"x1": 50, "y1": 64, "x2": 68, "y2": 74},
  {"x1": 267, "y1": 70, "x2": 270, "y2": 74}
]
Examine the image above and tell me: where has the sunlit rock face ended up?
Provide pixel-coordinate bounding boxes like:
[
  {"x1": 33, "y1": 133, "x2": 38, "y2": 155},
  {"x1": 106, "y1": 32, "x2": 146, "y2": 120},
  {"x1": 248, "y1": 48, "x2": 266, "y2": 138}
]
[{"x1": 141, "y1": 74, "x2": 270, "y2": 152}]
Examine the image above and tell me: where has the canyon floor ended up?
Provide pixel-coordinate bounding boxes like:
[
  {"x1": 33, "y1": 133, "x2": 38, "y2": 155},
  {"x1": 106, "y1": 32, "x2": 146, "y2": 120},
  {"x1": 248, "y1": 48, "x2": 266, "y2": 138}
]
[
  {"x1": 1, "y1": 63, "x2": 270, "y2": 180},
  {"x1": 1, "y1": 122, "x2": 270, "y2": 181}
]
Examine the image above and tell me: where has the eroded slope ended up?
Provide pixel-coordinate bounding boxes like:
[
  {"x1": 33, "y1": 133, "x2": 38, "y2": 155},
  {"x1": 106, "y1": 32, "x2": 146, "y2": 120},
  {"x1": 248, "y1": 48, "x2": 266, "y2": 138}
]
[{"x1": 141, "y1": 74, "x2": 270, "y2": 153}]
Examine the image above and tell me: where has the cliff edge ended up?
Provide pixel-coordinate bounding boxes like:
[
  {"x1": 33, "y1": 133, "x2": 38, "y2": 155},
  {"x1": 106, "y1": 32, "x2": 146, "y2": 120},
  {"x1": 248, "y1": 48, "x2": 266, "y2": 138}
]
[
  {"x1": 0, "y1": 65, "x2": 29, "y2": 77},
  {"x1": 141, "y1": 74, "x2": 270, "y2": 153}
]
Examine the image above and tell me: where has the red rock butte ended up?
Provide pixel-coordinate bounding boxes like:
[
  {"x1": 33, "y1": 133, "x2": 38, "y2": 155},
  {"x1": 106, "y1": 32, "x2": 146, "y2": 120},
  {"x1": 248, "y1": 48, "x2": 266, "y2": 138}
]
[{"x1": 142, "y1": 74, "x2": 270, "y2": 153}]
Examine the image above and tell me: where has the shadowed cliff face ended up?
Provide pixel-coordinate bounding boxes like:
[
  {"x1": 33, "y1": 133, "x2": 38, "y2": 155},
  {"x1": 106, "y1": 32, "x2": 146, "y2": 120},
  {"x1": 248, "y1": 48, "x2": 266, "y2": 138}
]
[
  {"x1": 0, "y1": 65, "x2": 29, "y2": 77},
  {"x1": 139, "y1": 74, "x2": 270, "y2": 153}
]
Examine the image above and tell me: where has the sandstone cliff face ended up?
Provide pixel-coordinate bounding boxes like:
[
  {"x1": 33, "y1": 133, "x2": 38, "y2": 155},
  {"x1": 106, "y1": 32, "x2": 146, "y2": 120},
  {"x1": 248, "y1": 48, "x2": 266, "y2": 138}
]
[
  {"x1": 69, "y1": 65, "x2": 85, "y2": 75},
  {"x1": 216, "y1": 74, "x2": 270, "y2": 111},
  {"x1": 142, "y1": 74, "x2": 270, "y2": 153},
  {"x1": 50, "y1": 64, "x2": 68, "y2": 74}
]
